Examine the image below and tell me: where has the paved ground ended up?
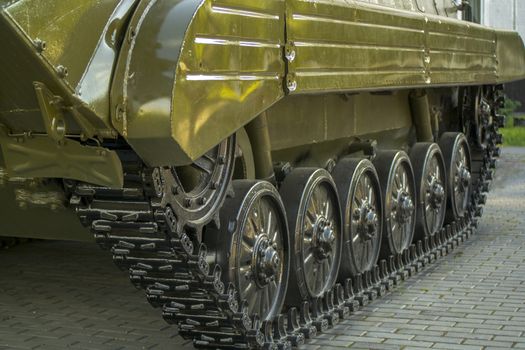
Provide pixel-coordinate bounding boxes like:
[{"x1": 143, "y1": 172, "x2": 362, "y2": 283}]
[{"x1": 1, "y1": 148, "x2": 525, "y2": 350}]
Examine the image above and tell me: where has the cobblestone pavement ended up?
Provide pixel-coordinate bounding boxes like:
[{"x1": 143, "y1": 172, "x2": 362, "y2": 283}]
[{"x1": 1, "y1": 148, "x2": 525, "y2": 350}]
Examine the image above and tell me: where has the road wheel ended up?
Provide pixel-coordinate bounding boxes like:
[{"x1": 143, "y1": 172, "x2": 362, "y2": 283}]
[{"x1": 280, "y1": 168, "x2": 342, "y2": 304}]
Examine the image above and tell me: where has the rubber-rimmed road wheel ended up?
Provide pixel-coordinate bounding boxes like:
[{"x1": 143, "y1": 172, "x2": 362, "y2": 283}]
[
  {"x1": 205, "y1": 180, "x2": 290, "y2": 321},
  {"x1": 373, "y1": 151, "x2": 416, "y2": 259},
  {"x1": 280, "y1": 168, "x2": 342, "y2": 304},
  {"x1": 439, "y1": 132, "x2": 472, "y2": 223},
  {"x1": 332, "y1": 158, "x2": 382, "y2": 277},
  {"x1": 409, "y1": 143, "x2": 447, "y2": 242}
]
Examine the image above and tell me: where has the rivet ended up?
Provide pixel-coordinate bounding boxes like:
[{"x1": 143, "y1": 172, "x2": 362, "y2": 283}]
[
  {"x1": 34, "y1": 38, "x2": 46, "y2": 53},
  {"x1": 115, "y1": 105, "x2": 124, "y2": 122},
  {"x1": 128, "y1": 28, "x2": 136, "y2": 43},
  {"x1": 287, "y1": 79, "x2": 297, "y2": 92},
  {"x1": 56, "y1": 65, "x2": 68, "y2": 78},
  {"x1": 285, "y1": 47, "x2": 296, "y2": 62}
]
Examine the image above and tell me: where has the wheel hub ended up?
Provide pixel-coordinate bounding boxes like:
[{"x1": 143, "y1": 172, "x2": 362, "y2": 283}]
[
  {"x1": 429, "y1": 179, "x2": 445, "y2": 209},
  {"x1": 353, "y1": 204, "x2": 379, "y2": 241},
  {"x1": 458, "y1": 166, "x2": 471, "y2": 191},
  {"x1": 313, "y1": 216, "x2": 335, "y2": 259},
  {"x1": 397, "y1": 192, "x2": 415, "y2": 223},
  {"x1": 253, "y1": 236, "x2": 280, "y2": 286}
]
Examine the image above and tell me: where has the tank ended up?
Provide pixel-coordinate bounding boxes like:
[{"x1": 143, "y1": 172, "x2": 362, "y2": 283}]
[{"x1": 1, "y1": 0, "x2": 524, "y2": 348}]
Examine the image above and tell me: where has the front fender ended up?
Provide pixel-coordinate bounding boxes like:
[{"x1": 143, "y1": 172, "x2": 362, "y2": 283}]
[{"x1": 111, "y1": 0, "x2": 286, "y2": 166}]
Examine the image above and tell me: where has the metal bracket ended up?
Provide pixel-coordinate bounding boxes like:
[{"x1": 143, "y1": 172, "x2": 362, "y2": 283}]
[
  {"x1": 453, "y1": 0, "x2": 470, "y2": 11},
  {"x1": 0, "y1": 125, "x2": 123, "y2": 188},
  {"x1": 347, "y1": 139, "x2": 378, "y2": 158},
  {"x1": 34, "y1": 82, "x2": 67, "y2": 143},
  {"x1": 33, "y1": 82, "x2": 96, "y2": 141}
]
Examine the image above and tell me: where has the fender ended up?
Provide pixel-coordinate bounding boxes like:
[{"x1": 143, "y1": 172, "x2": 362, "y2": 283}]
[{"x1": 110, "y1": 0, "x2": 286, "y2": 166}]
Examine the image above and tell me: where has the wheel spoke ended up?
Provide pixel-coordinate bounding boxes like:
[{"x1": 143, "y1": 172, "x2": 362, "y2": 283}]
[
  {"x1": 243, "y1": 282, "x2": 255, "y2": 298},
  {"x1": 360, "y1": 177, "x2": 368, "y2": 201},
  {"x1": 394, "y1": 172, "x2": 401, "y2": 190},
  {"x1": 324, "y1": 198, "x2": 331, "y2": 219},
  {"x1": 248, "y1": 289, "x2": 258, "y2": 312},
  {"x1": 250, "y1": 214, "x2": 259, "y2": 235}
]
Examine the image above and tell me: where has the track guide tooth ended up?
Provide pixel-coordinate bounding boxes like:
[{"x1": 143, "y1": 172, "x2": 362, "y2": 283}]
[
  {"x1": 286, "y1": 308, "x2": 306, "y2": 346},
  {"x1": 298, "y1": 301, "x2": 317, "y2": 339},
  {"x1": 343, "y1": 279, "x2": 361, "y2": 311},
  {"x1": 320, "y1": 291, "x2": 339, "y2": 327},
  {"x1": 379, "y1": 260, "x2": 395, "y2": 290},
  {"x1": 372, "y1": 266, "x2": 387, "y2": 296},
  {"x1": 352, "y1": 274, "x2": 370, "y2": 306},
  {"x1": 416, "y1": 241, "x2": 429, "y2": 266},
  {"x1": 363, "y1": 271, "x2": 378, "y2": 301},
  {"x1": 402, "y1": 250, "x2": 416, "y2": 276},
  {"x1": 333, "y1": 284, "x2": 351, "y2": 319},
  {"x1": 409, "y1": 245, "x2": 423, "y2": 272}
]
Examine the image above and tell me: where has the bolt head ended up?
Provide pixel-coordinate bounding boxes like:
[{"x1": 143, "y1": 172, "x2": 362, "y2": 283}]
[
  {"x1": 287, "y1": 79, "x2": 297, "y2": 92},
  {"x1": 285, "y1": 48, "x2": 296, "y2": 62}
]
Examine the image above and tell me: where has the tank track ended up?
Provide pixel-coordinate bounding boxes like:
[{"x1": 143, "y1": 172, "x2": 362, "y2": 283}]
[{"x1": 71, "y1": 96, "x2": 505, "y2": 350}]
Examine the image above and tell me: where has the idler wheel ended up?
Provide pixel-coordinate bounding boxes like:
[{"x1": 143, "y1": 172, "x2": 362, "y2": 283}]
[
  {"x1": 409, "y1": 143, "x2": 447, "y2": 242},
  {"x1": 459, "y1": 86, "x2": 491, "y2": 149},
  {"x1": 280, "y1": 168, "x2": 342, "y2": 303},
  {"x1": 439, "y1": 132, "x2": 472, "y2": 223},
  {"x1": 373, "y1": 151, "x2": 416, "y2": 259},
  {"x1": 163, "y1": 135, "x2": 236, "y2": 230},
  {"x1": 205, "y1": 181, "x2": 290, "y2": 321},
  {"x1": 332, "y1": 158, "x2": 382, "y2": 277}
]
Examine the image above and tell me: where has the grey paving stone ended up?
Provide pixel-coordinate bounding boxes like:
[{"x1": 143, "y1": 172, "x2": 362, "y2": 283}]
[
  {"x1": 383, "y1": 338, "x2": 435, "y2": 348},
  {"x1": 431, "y1": 343, "x2": 482, "y2": 350},
  {"x1": 463, "y1": 338, "x2": 515, "y2": 348}
]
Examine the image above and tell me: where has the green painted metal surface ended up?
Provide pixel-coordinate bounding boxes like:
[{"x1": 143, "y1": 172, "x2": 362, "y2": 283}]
[
  {"x1": 285, "y1": 0, "x2": 525, "y2": 95},
  {"x1": 1, "y1": 0, "x2": 524, "y2": 171},
  {"x1": 110, "y1": 0, "x2": 286, "y2": 166}
]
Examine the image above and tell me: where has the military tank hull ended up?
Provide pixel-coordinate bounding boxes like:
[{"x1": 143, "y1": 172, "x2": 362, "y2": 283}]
[{"x1": 1, "y1": 0, "x2": 524, "y2": 348}]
